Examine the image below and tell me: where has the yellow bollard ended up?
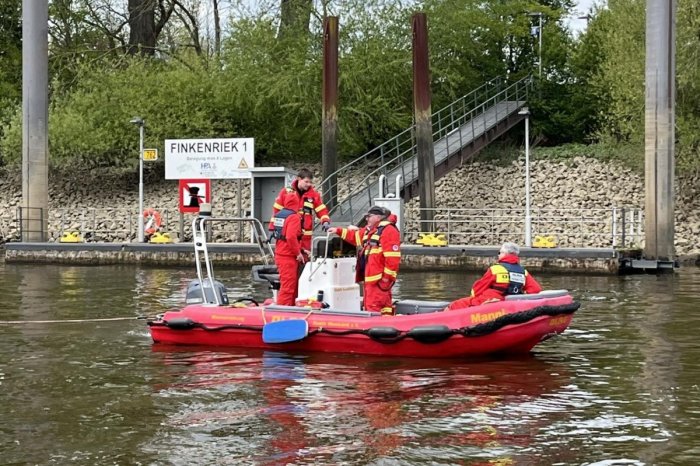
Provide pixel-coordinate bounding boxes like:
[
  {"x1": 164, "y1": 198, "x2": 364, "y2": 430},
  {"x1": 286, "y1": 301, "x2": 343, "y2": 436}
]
[
  {"x1": 415, "y1": 233, "x2": 448, "y2": 247},
  {"x1": 59, "y1": 231, "x2": 83, "y2": 243},
  {"x1": 533, "y1": 235, "x2": 557, "y2": 248},
  {"x1": 149, "y1": 232, "x2": 173, "y2": 244}
]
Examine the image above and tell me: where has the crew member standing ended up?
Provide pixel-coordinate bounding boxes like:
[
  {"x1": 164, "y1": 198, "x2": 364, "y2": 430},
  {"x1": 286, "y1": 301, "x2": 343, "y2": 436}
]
[
  {"x1": 269, "y1": 168, "x2": 331, "y2": 258},
  {"x1": 272, "y1": 196, "x2": 305, "y2": 306},
  {"x1": 328, "y1": 206, "x2": 401, "y2": 315}
]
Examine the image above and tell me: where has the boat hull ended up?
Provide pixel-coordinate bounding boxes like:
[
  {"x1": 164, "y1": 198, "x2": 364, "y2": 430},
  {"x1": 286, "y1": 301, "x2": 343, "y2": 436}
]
[{"x1": 149, "y1": 294, "x2": 578, "y2": 358}]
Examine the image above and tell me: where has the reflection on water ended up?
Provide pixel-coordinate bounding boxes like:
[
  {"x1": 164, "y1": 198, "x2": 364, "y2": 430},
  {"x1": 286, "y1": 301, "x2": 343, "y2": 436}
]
[{"x1": 1, "y1": 263, "x2": 700, "y2": 465}]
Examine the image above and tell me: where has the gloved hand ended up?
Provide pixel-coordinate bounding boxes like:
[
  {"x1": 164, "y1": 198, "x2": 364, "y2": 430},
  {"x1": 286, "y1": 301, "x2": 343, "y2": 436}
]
[
  {"x1": 321, "y1": 222, "x2": 331, "y2": 232},
  {"x1": 327, "y1": 227, "x2": 340, "y2": 235},
  {"x1": 378, "y1": 276, "x2": 395, "y2": 291}
]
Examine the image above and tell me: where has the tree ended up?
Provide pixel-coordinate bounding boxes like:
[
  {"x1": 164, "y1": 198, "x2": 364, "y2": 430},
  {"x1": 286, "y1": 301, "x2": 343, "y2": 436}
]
[
  {"x1": 127, "y1": 0, "x2": 174, "y2": 56},
  {"x1": 0, "y1": 0, "x2": 21, "y2": 162},
  {"x1": 0, "y1": 0, "x2": 21, "y2": 104},
  {"x1": 277, "y1": 0, "x2": 313, "y2": 41}
]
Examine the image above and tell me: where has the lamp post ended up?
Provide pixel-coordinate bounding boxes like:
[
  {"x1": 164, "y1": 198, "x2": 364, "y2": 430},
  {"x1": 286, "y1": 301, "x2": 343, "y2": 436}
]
[
  {"x1": 130, "y1": 117, "x2": 145, "y2": 242},
  {"x1": 519, "y1": 107, "x2": 532, "y2": 247},
  {"x1": 528, "y1": 12, "x2": 543, "y2": 78}
]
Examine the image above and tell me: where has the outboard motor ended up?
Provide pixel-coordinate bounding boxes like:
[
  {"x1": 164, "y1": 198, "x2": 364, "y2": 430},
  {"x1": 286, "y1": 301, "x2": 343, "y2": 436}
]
[{"x1": 185, "y1": 279, "x2": 229, "y2": 305}]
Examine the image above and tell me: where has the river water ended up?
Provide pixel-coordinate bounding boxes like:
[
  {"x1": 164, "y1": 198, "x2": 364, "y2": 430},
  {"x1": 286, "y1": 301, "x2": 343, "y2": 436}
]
[{"x1": 1, "y1": 262, "x2": 699, "y2": 465}]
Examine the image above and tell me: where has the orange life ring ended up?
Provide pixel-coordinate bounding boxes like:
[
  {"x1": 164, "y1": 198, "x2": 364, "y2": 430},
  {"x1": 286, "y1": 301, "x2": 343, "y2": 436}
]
[{"x1": 143, "y1": 208, "x2": 162, "y2": 235}]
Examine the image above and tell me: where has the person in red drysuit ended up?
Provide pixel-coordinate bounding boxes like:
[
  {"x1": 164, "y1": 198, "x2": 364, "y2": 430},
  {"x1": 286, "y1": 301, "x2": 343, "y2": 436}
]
[
  {"x1": 446, "y1": 242, "x2": 542, "y2": 310},
  {"x1": 269, "y1": 168, "x2": 331, "y2": 257},
  {"x1": 328, "y1": 206, "x2": 401, "y2": 315},
  {"x1": 272, "y1": 196, "x2": 305, "y2": 306}
]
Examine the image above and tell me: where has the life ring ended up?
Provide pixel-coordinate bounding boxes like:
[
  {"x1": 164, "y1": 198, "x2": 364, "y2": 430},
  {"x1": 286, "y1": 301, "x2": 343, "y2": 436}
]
[{"x1": 143, "y1": 208, "x2": 162, "y2": 235}]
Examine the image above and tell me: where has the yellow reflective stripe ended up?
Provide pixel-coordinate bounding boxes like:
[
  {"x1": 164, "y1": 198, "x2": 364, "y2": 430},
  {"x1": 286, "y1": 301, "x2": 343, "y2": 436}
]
[
  {"x1": 384, "y1": 268, "x2": 397, "y2": 277},
  {"x1": 368, "y1": 248, "x2": 382, "y2": 255},
  {"x1": 273, "y1": 202, "x2": 283, "y2": 210},
  {"x1": 319, "y1": 215, "x2": 330, "y2": 222},
  {"x1": 365, "y1": 273, "x2": 382, "y2": 282},
  {"x1": 381, "y1": 307, "x2": 393, "y2": 315},
  {"x1": 315, "y1": 204, "x2": 327, "y2": 212},
  {"x1": 354, "y1": 231, "x2": 361, "y2": 244},
  {"x1": 303, "y1": 231, "x2": 313, "y2": 236},
  {"x1": 383, "y1": 252, "x2": 401, "y2": 258}
]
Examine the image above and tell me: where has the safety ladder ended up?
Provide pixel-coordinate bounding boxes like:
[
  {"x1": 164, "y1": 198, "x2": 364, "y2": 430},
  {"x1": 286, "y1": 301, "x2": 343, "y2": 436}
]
[{"x1": 192, "y1": 215, "x2": 274, "y2": 305}]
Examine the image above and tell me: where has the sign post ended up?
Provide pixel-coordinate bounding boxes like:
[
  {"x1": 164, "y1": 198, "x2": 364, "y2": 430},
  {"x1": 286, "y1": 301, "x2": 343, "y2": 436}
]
[{"x1": 129, "y1": 117, "x2": 145, "y2": 242}]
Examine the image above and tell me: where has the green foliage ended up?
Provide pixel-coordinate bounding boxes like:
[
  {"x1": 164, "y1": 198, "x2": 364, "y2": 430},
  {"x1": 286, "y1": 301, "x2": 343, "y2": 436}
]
[
  {"x1": 1, "y1": 58, "x2": 222, "y2": 169},
  {"x1": 5, "y1": 0, "x2": 698, "y2": 174},
  {"x1": 573, "y1": 0, "x2": 700, "y2": 171},
  {"x1": 0, "y1": 0, "x2": 21, "y2": 159}
]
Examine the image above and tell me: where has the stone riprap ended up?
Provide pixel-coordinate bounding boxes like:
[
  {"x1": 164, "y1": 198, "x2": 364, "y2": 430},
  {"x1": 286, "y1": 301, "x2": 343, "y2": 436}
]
[{"x1": 1, "y1": 157, "x2": 699, "y2": 258}]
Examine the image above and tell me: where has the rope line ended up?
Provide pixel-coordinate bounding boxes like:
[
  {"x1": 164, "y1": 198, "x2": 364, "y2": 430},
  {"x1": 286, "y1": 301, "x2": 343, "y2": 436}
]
[{"x1": 1, "y1": 316, "x2": 147, "y2": 325}]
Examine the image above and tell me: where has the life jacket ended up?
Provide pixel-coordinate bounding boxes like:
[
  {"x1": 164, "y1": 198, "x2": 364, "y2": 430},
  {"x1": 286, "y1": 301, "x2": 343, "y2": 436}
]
[
  {"x1": 271, "y1": 208, "x2": 296, "y2": 241},
  {"x1": 490, "y1": 261, "x2": 527, "y2": 295},
  {"x1": 356, "y1": 221, "x2": 394, "y2": 281}
]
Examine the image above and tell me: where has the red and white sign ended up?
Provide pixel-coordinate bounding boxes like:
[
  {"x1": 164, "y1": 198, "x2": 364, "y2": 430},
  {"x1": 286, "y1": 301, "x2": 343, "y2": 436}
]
[{"x1": 179, "y1": 179, "x2": 211, "y2": 213}]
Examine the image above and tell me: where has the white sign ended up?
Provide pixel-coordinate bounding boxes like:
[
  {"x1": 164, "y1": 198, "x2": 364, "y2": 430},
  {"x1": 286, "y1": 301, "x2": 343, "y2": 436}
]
[{"x1": 165, "y1": 138, "x2": 254, "y2": 179}]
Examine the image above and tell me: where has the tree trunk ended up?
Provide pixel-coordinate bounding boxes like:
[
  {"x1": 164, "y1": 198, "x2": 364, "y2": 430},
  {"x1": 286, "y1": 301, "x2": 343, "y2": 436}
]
[
  {"x1": 128, "y1": 0, "x2": 157, "y2": 56},
  {"x1": 213, "y1": 0, "x2": 221, "y2": 57},
  {"x1": 277, "y1": 0, "x2": 313, "y2": 41}
]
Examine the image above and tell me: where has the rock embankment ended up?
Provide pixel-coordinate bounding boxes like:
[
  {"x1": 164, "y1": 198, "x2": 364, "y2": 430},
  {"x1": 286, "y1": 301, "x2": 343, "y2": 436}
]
[{"x1": 1, "y1": 157, "x2": 699, "y2": 258}]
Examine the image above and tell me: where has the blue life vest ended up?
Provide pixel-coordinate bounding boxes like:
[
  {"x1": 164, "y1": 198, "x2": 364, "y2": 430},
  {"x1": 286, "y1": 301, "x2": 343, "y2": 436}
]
[
  {"x1": 272, "y1": 208, "x2": 296, "y2": 241},
  {"x1": 490, "y1": 261, "x2": 527, "y2": 295}
]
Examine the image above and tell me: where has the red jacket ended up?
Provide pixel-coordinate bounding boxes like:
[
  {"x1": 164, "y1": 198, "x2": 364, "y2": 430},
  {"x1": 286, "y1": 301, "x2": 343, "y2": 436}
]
[
  {"x1": 269, "y1": 180, "x2": 330, "y2": 249},
  {"x1": 469, "y1": 254, "x2": 542, "y2": 299},
  {"x1": 336, "y1": 221, "x2": 401, "y2": 284}
]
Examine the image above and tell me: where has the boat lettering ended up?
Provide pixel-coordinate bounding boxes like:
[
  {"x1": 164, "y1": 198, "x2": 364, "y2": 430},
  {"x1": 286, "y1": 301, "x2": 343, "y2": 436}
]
[
  {"x1": 334, "y1": 286, "x2": 358, "y2": 292},
  {"x1": 311, "y1": 320, "x2": 360, "y2": 329},
  {"x1": 211, "y1": 314, "x2": 245, "y2": 322},
  {"x1": 470, "y1": 310, "x2": 506, "y2": 324},
  {"x1": 549, "y1": 316, "x2": 568, "y2": 326}
]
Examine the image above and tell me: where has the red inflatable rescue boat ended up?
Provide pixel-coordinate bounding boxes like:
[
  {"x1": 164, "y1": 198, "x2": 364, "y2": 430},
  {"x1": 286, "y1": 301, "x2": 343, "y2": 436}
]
[{"x1": 147, "y1": 216, "x2": 580, "y2": 358}]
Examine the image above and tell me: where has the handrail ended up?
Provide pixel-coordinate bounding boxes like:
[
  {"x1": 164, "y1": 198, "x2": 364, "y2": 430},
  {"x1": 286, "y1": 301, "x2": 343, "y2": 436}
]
[
  {"x1": 191, "y1": 216, "x2": 274, "y2": 305},
  {"x1": 323, "y1": 75, "x2": 532, "y2": 224}
]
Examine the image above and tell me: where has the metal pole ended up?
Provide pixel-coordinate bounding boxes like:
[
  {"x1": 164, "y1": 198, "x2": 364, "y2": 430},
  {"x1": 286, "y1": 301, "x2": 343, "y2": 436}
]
[
  {"x1": 138, "y1": 123, "x2": 145, "y2": 242},
  {"x1": 538, "y1": 14, "x2": 543, "y2": 78},
  {"x1": 322, "y1": 16, "x2": 339, "y2": 210},
  {"x1": 412, "y1": 12, "x2": 436, "y2": 233},
  {"x1": 524, "y1": 113, "x2": 532, "y2": 247},
  {"x1": 644, "y1": 0, "x2": 675, "y2": 262},
  {"x1": 22, "y1": 0, "x2": 49, "y2": 242}
]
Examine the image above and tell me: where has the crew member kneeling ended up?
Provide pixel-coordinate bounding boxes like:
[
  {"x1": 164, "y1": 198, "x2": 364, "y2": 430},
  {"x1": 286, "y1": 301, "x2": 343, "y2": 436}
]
[{"x1": 446, "y1": 242, "x2": 542, "y2": 310}]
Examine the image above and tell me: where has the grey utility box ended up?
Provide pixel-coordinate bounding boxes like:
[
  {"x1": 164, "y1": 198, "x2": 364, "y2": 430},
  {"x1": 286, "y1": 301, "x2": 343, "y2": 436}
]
[{"x1": 250, "y1": 167, "x2": 297, "y2": 233}]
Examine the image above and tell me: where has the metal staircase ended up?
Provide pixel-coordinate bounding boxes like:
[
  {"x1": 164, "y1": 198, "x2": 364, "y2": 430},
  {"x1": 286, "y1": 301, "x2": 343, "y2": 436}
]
[{"x1": 322, "y1": 75, "x2": 533, "y2": 225}]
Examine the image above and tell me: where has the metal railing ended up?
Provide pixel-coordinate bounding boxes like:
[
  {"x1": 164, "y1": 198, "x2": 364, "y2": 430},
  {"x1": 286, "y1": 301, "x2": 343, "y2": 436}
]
[
  {"x1": 11, "y1": 207, "x2": 258, "y2": 243},
  {"x1": 402, "y1": 206, "x2": 644, "y2": 248},
  {"x1": 9, "y1": 205, "x2": 644, "y2": 249},
  {"x1": 322, "y1": 75, "x2": 532, "y2": 224}
]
